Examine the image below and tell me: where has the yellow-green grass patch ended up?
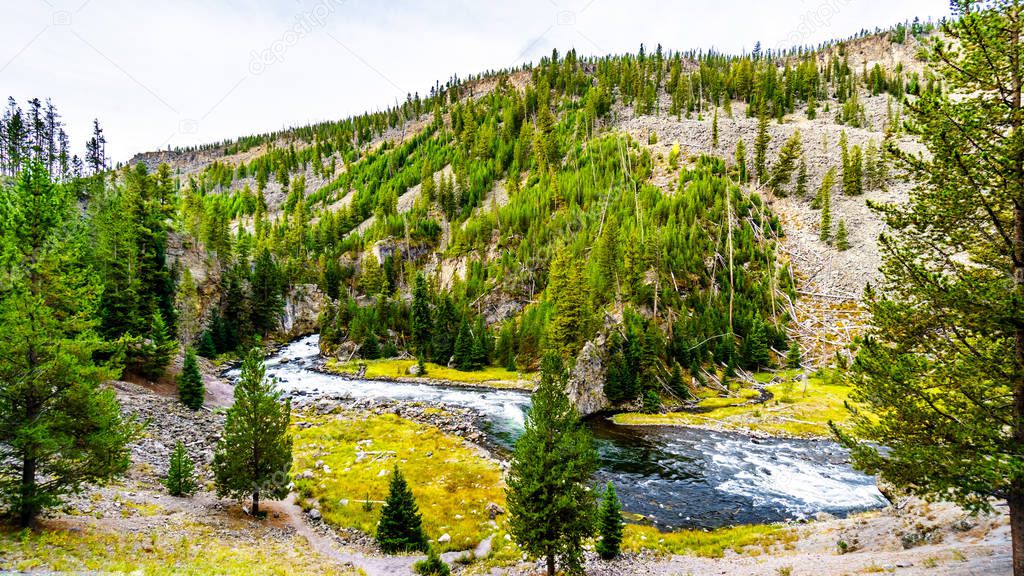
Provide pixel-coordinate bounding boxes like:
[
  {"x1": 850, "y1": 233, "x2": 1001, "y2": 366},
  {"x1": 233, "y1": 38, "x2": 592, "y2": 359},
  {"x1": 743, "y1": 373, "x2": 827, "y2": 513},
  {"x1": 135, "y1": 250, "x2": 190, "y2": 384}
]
[
  {"x1": 291, "y1": 411, "x2": 505, "y2": 552},
  {"x1": 623, "y1": 523, "x2": 796, "y2": 558},
  {"x1": 0, "y1": 523, "x2": 357, "y2": 575},
  {"x1": 324, "y1": 359, "x2": 534, "y2": 390}
]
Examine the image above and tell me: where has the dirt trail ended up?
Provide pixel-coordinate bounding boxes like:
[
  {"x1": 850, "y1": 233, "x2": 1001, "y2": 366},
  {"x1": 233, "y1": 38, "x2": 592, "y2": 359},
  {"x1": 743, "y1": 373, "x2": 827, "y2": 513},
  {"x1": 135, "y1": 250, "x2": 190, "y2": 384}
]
[{"x1": 278, "y1": 494, "x2": 491, "y2": 576}]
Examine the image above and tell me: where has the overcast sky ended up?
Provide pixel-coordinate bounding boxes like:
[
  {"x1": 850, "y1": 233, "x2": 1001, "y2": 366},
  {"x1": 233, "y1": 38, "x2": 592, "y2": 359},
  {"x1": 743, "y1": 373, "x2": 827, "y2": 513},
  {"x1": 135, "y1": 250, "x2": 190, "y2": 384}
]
[{"x1": 2, "y1": 0, "x2": 949, "y2": 162}]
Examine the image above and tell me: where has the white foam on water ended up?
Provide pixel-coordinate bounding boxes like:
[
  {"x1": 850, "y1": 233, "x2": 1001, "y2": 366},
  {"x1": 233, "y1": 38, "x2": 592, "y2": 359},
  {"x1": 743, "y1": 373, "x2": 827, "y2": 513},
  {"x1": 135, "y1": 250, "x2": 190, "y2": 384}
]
[{"x1": 711, "y1": 438, "x2": 885, "y2": 512}]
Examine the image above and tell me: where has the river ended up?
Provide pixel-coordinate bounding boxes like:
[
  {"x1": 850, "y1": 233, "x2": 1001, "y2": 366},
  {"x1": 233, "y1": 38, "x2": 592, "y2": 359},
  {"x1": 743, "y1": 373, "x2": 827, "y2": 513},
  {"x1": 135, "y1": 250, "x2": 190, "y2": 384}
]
[{"x1": 246, "y1": 334, "x2": 885, "y2": 530}]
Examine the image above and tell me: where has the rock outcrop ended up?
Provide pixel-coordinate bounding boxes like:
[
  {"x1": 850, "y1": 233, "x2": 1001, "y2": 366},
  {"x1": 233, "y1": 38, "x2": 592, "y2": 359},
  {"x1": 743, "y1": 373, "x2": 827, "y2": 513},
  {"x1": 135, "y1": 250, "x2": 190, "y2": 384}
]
[
  {"x1": 566, "y1": 340, "x2": 609, "y2": 416},
  {"x1": 279, "y1": 284, "x2": 326, "y2": 339}
]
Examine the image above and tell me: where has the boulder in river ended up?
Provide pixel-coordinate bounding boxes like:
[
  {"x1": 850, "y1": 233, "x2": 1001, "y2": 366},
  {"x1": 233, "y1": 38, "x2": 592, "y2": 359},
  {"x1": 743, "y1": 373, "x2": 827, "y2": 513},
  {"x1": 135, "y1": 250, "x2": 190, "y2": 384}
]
[
  {"x1": 566, "y1": 340, "x2": 609, "y2": 416},
  {"x1": 278, "y1": 284, "x2": 326, "y2": 339}
]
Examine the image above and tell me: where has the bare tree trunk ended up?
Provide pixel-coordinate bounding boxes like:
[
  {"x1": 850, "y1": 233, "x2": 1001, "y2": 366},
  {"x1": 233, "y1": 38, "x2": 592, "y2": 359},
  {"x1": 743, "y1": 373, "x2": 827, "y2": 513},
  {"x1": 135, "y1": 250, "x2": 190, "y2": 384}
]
[
  {"x1": 1011, "y1": 478, "x2": 1024, "y2": 576},
  {"x1": 252, "y1": 489, "x2": 260, "y2": 516},
  {"x1": 546, "y1": 552, "x2": 555, "y2": 576},
  {"x1": 19, "y1": 457, "x2": 36, "y2": 528},
  {"x1": 1012, "y1": 7, "x2": 1024, "y2": 575}
]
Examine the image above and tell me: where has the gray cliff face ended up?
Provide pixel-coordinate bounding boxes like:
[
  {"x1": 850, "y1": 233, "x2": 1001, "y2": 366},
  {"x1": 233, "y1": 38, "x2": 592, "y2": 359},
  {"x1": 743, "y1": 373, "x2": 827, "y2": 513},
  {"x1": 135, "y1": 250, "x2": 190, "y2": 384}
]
[
  {"x1": 566, "y1": 340, "x2": 609, "y2": 417},
  {"x1": 279, "y1": 284, "x2": 326, "y2": 340}
]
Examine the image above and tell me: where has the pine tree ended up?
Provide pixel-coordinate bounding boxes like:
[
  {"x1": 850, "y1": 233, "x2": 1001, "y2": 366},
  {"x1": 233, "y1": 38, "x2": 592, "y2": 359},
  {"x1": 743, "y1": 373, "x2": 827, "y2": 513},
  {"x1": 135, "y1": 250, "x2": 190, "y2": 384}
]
[
  {"x1": 376, "y1": 466, "x2": 429, "y2": 554},
  {"x1": 213, "y1": 350, "x2": 292, "y2": 516},
  {"x1": 735, "y1": 139, "x2": 748, "y2": 183},
  {"x1": 768, "y1": 130, "x2": 802, "y2": 192},
  {"x1": 786, "y1": 340, "x2": 802, "y2": 369},
  {"x1": 362, "y1": 330, "x2": 381, "y2": 360},
  {"x1": 431, "y1": 295, "x2": 458, "y2": 365},
  {"x1": 547, "y1": 251, "x2": 589, "y2": 359},
  {"x1": 795, "y1": 158, "x2": 808, "y2": 197},
  {"x1": 835, "y1": 5, "x2": 1024, "y2": 573},
  {"x1": 471, "y1": 317, "x2": 490, "y2": 369},
  {"x1": 0, "y1": 161, "x2": 140, "y2": 527},
  {"x1": 178, "y1": 348, "x2": 205, "y2": 410},
  {"x1": 711, "y1": 107, "x2": 719, "y2": 148},
  {"x1": 839, "y1": 130, "x2": 850, "y2": 193},
  {"x1": 642, "y1": 389, "x2": 661, "y2": 413},
  {"x1": 818, "y1": 170, "x2": 834, "y2": 243},
  {"x1": 164, "y1": 441, "x2": 197, "y2": 497},
  {"x1": 668, "y1": 362, "x2": 689, "y2": 398},
  {"x1": 596, "y1": 482, "x2": 624, "y2": 560},
  {"x1": 410, "y1": 273, "x2": 432, "y2": 357},
  {"x1": 250, "y1": 248, "x2": 283, "y2": 336},
  {"x1": 453, "y1": 320, "x2": 474, "y2": 369},
  {"x1": 359, "y1": 255, "x2": 386, "y2": 297},
  {"x1": 197, "y1": 329, "x2": 217, "y2": 358},
  {"x1": 753, "y1": 102, "x2": 771, "y2": 183},
  {"x1": 835, "y1": 218, "x2": 850, "y2": 250},
  {"x1": 742, "y1": 317, "x2": 771, "y2": 370},
  {"x1": 507, "y1": 352, "x2": 597, "y2": 576},
  {"x1": 848, "y1": 144, "x2": 864, "y2": 195}
]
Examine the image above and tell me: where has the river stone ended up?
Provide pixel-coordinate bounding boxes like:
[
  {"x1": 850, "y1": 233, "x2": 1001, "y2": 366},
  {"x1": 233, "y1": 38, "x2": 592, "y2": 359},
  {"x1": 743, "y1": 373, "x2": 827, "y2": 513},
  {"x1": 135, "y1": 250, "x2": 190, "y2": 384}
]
[
  {"x1": 566, "y1": 340, "x2": 609, "y2": 416},
  {"x1": 408, "y1": 363, "x2": 422, "y2": 376},
  {"x1": 307, "y1": 508, "x2": 322, "y2": 521},
  {"x1": 486, "y1": 502, "x2": 506, "y2": 519},
  {"x1": 438, "y1": 533, "x2": 451, "y2": 543}
]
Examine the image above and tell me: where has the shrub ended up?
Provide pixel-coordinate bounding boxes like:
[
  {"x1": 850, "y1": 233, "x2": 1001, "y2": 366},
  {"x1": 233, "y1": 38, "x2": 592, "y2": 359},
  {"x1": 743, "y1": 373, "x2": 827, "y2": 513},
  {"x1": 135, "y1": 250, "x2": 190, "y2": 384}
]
[
  {"x1": 164, "y1": 441, "x2": 197, "y2": 497},
  {"x1": 413, "y1": 548, "x2": 450, "y2": 576}
]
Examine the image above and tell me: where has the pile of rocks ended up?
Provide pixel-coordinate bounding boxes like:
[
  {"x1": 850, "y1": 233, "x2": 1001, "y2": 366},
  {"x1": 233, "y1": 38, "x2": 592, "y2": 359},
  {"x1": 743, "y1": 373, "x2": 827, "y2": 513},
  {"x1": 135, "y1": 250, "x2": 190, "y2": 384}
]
[{"x1": 112, "y1": 380, "x2": 224, "y2": 481}]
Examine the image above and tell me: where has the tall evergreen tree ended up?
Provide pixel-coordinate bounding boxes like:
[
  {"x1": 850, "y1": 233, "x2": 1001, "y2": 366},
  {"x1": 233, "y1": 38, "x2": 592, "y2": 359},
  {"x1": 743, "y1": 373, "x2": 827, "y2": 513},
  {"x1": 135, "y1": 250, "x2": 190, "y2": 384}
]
[
  {"x1": 213, "y1": 350, "x2": 292, "y2": 516},
  {"x1": 596, "y1": 482, "x2": 624, "y2": 560},
  {"x1": 819, "y1": 171, "x2": 833, "y2": 243},
  {"x1": 196, "y1": 329, "x2": 217, "y2": 359},
  {"x1": 547, "y1": 251, "x2": 589, "y2": 359},
  {"x1": 178, "y1": 348, "x2": 205, "y2": 410},
  {"x1": 711, "y1": 107, "x2": 719, "y2": 148},
  {"x1": 507, "y1": 352, "x2": 597, "y2": 576},
  {"x1": 376, "y1": 466, "x2": 429, "y2": 554},
  {"x1": 362, "y1": 330, "x2": 381, "y2": 360},
  {"x1": 250, "y1": 248, "x2": 283, "y2": 336},
  {"x1": 768, "y1": 130, "x2": 802, "y2": 192},
  {"x1": 453, "y1": 320, "x2": 474, "y2": 369},
  {"x1": 753, "y1": 102, "x2": 771, "y2": 183},
  {"x1": 431, "y1": 295, "x2": 458, "y2": 365},
  {"x1": 795, "y1": 158, "x2": 809, "y2": 197},
  {"x1": 742, "y1": 317, "x2": 771, "y2": 370},
  {"x1": 0, "y1": 161, "x2": 140, "y2": 527},
  {"x1": 835, "y1": 4, "x2": 1024, "y2": 574},
  {"x1": 735, "y1": 138, "x2": 748, "y2": 183},
  {"x1": 410, "y1": 273, "x2": 432, "y2": 358}
]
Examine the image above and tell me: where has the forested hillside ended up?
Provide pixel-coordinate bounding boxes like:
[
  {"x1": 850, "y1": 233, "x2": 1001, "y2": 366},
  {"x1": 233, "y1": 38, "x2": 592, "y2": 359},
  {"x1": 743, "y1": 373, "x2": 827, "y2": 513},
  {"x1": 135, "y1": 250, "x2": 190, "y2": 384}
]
[
  {"x1": 0, "y1": 22, "x2": 938, "y2": 414},
  {"x1": 107, "y1": 23, "x2": 933, "y2": 415}
]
